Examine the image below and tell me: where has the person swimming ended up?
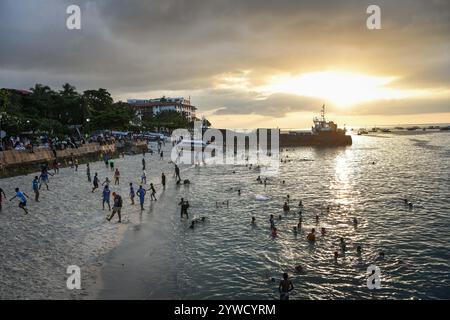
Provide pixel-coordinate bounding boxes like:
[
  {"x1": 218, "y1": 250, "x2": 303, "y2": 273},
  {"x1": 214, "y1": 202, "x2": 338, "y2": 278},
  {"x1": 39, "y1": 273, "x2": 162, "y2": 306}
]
[
  {"x1": 293, "y1": 226, "x2": 298, "y2": 235},
  {"x1": 298, "y1": 200, "x2": 303, "y2": 207},
  {"x1": 271, "y1": 227, "x2": 278, "y2": 237},
  {"x1": 379, "y1": 251, "x2": 385, "y2": 258},
  {"x1": 334, "y1": 251, "x2": 339, "y2": 262},
  {"x1": 295, "y1": 265, "x2": 303, "y2": 272},
  {"x1": 269, "y1": 214, "x2": 275, "y2": 229},
  {"x1": 251, "y1": 217, "x2": 256, "y2": 225},
  {"x1": 307, "y1": 228, "x2": 316, "y2": 241},
  {"x1": 340, "y1": 237, "x2": 347, "y2": 252},
  {"x1": 283, "y1": 202, "x2": 290, "y2": 212},
  {"x1": 321, "y1": 227, "x2": 326, "y2": 235}
]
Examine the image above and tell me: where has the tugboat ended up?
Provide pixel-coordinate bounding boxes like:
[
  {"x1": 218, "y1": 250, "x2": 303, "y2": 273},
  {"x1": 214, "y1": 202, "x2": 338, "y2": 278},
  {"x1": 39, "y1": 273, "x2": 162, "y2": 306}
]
[{"x1": 280, "y1": 105, "x2": 352, "y2": 147}]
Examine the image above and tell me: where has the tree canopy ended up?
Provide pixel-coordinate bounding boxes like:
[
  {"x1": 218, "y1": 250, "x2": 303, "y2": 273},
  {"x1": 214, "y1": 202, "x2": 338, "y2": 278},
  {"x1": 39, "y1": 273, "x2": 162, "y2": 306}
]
[{"x1": 0, "y1": 84, "x2": 211, "y2": 137}]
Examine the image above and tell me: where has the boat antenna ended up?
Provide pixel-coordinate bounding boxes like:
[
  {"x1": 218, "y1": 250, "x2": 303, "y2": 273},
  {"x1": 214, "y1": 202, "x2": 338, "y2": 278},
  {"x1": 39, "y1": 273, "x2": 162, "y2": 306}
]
[{"x1": 321, "y1": 104, "x2": 325, "y2": 121}]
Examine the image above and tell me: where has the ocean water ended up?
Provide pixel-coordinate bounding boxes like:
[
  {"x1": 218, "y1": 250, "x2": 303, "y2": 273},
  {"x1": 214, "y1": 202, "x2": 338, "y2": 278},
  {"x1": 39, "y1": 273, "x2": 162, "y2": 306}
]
[
  {"x1": 174, "y1": 132, "x2": 450, "y2": 299},
  {"x1": 1, "y1": 132, "x2": 449, "y2": 299},
  {"x1": 98, "y1": 131, "x2": 450, "y2": 300}
]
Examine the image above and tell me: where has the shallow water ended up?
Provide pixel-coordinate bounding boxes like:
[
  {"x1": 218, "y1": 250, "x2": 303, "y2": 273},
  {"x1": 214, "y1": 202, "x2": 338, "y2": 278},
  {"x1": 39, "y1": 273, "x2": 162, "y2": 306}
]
[
  {"x1": 98, "y1": 131, "x2": 450, "y2": 300},
  {"x1": 1, "y1": 133, "x2": 450, "y2": 299}
]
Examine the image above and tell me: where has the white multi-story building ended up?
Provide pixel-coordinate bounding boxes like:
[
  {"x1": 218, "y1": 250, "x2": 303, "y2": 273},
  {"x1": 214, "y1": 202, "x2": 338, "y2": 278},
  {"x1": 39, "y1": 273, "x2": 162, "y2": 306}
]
[{"x1": 127, "y1": 97, "x2": 197, "y2": 120}]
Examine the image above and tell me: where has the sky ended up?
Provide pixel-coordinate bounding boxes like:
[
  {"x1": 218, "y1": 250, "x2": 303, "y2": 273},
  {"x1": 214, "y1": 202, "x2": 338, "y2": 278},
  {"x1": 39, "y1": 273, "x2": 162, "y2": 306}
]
[{"x1": 0, "y1": 0, "x2": 449, "y2": 128}]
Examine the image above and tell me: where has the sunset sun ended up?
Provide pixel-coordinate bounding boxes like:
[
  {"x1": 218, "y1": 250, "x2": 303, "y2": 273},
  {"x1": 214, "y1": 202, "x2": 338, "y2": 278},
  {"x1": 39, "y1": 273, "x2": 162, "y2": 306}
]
[{"x1": 261, "y1": 71, "x2": 427, "y2": 107}]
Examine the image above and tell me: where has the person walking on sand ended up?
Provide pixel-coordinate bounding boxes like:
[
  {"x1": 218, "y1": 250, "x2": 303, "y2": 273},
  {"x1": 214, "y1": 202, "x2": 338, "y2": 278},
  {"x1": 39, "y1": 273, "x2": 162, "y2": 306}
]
[
  {"x1": 136, "y1": 185, "x2": 146, "y2": 210},
  {"x1": 74, "y1": 158, "x2": 79, "y2": 171},
  {"x1": 129, "y1": 182, "x2": 135, "y2": 205},
  {"x1": 109, "y1": 160, "x2": 114, "y2": 171},
  {"x1": 114, "y1": 168, "x2": 120, "y2": 185},
  {"x1": 32, "y1": 176, "x2": 40, "y2": 202},
  {"x1": 0, "y1": 187, "x2": 6, "y2": 212},
  {"x1": 9, "y1": 188, "x2": 29, "y2": 214},
  {"x1": 102, "y1": 185, "x2": 111, "y2": 211},
  {"x1": 107, "y1": 192, "x2": 123, "y2": 223},
  {"x1": 175, "y1": 164, "x2": 181, "y2": 182},
  {"x1": 102, "y1": 177, "x2": 111, "y2": 187},
  {"x1": 147, "y1": 183, "x2": 157, "y2": 201},
  {"x1": 161, "y1": 172, "x2": 166, "y2": 189},
  {"x1": 92, "y1": 173, "x2": 99, "y2": 192},
  {"x1": 279, "y1": 273, "x2": 294, "y2": 300},
  {"x1": 103, "y1": 153, "x2": 109, "y2": 168},
  {"x1": 38, "y1": 168, "x2": 53, "y2": 190},
  {"x1": 86, "y1": 163, "x2": 91, "y2": 182},
  {"x1": 141, "y1": 170, "x2": 147, "y2": 184},
  {"x1": 52, "y1": 158, "x2": 59, "y2": 174},
  {"x1": 142, "y1": 157, "x2": 146, "y2": 171},
  {"x1": 160, "y1": 151, "x2": 163, "y2": 160}
]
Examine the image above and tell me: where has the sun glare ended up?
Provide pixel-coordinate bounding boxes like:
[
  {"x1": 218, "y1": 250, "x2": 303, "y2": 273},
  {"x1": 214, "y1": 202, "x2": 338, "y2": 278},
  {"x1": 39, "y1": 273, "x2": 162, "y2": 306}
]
[{"x1": 261, "y1": 71, "x2": 427, "y2": 107}]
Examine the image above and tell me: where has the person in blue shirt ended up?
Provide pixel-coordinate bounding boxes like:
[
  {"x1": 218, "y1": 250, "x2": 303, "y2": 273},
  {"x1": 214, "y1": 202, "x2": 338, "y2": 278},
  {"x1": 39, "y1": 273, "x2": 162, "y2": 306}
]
[
  {"x1": 9, "y1": 187, "x2": 29, "y2": 214},
  {"x1": 39, "y1": 169, "x2": 53, "y2": 190},
  {"x1": 136, "y1": 185, "x2": 146, "y2": 210},
  {"x1": 102, "y1": 185, "x2": 111, "y2": 211},
  {"x1": 129, "y1": 182, "x2": 135, "y2": 205},
  {"x1": 32, "y1": 176, "x2": 40, "y2": 202}
]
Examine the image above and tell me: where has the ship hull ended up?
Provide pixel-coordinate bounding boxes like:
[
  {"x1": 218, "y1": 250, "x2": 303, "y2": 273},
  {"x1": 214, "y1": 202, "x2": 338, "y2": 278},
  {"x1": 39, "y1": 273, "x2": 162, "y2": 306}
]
[{"x1": 280, "y1": 132, "x2": 352, "y2": 147}]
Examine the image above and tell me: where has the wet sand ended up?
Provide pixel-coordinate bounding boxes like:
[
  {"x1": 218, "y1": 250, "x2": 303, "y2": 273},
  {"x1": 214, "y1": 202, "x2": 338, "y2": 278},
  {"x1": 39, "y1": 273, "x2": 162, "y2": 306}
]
[{"x1": 0, "y1": 143, "x2": 174, "y2": 299}]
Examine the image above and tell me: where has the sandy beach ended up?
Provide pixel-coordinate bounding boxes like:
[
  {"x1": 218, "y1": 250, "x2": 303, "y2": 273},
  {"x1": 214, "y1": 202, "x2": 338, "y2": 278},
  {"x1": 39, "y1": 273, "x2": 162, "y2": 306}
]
[{"x1": 0, "y1": 143, "x2": 175, "y2": 299}]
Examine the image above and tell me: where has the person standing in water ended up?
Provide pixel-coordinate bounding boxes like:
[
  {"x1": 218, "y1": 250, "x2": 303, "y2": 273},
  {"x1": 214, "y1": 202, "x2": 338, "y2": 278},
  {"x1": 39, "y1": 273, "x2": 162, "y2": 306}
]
[
  {"x1": 136, "y1": 185, "x2": 146, "y2": 210},
  {"x1": 129, "y1": 183, "x2": 135, "y2": 205},
  {"x1": 86, "y1": 163, "x2": 91, "y2": 182},
  {"x1": 32, "y1": 176, "x2": 40, "y2": 202},
  {"x1": 279, "y1": 273, "x2": 294, "y2": 300},
  {"x1": 92, "y1": 173, "x2": 99, "y2": 192},
  {"x1": 161, "y1": 172, "x2": 166, "y2": 189},
  {"x1": 147, "y1": 183, "x2": 157, "y2": 201},
  {"x1": 107, "y1": 192, "x2": 122, "y2": 223},
  {"x1": 102, "y1": 185, "x2": 111, "y2": 211},
  {"x1": 114, "y1": 168, "x2": 120, "y2": 185},
  {"x1": 9, "y1": 188, "x2": 29, "y2": 214},
  {"x1": 0, "y1": 187, "x2": 6, "y2": 212}
]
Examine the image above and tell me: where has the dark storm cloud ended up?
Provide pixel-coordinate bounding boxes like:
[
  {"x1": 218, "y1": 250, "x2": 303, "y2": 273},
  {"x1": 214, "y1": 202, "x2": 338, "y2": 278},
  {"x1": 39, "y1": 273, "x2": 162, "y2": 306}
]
[{"x1": 0, "y1": 0, "x2": 449, "y2": 117}]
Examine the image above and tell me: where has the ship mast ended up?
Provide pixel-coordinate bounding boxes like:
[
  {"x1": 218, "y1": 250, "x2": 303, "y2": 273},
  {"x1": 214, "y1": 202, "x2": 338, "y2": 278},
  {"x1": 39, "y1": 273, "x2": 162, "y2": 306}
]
[{"x1": 321, "y1": 104, "x2": 326, "y2": 122}]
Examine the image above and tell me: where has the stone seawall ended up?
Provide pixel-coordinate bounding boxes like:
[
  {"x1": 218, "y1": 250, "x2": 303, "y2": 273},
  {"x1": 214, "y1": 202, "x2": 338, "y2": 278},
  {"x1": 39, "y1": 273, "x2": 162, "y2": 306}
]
[{"x1": 0, "y1": 141, "x2": 147, "y2": 178}]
